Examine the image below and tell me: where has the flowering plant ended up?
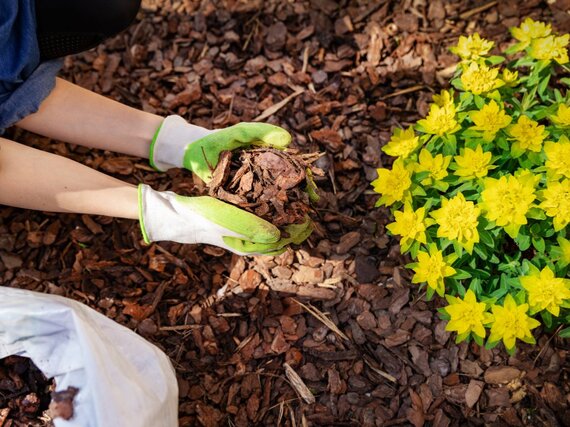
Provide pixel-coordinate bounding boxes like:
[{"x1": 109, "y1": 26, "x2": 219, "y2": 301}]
[{"x1": 372, "y1": 18, "x2": 570, "y2": 354}]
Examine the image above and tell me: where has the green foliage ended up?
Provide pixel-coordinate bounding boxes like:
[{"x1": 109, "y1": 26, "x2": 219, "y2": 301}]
[{"x1": 372, "y1": 19, "x2": 570, "y2": 353}]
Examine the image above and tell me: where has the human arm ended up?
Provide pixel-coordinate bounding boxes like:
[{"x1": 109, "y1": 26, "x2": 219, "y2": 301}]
[
  {"x1": 0, "y1": 138, "x2": 309, "y2": 254},
  {"x1": 15, "y1": 78, "x2": 291, "y2": 182},
  {"x1": 16, "y1": 77, "x2": 162, "y2": 158},
  {"x1": 0, "y1": 136, "x2": 139, "y2": 218}
]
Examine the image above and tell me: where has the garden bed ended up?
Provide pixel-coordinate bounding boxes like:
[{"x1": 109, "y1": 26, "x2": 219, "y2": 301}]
[{"x1": 2, "y1": 0, "x2": 570, "y2": 426}]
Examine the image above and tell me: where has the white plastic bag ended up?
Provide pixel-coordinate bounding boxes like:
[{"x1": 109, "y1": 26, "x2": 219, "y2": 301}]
[{"x1": 0, "y1": 286, "x2": 178, "y2": 427}]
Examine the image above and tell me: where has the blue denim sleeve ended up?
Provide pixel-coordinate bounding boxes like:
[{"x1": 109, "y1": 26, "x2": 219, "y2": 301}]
[{"x1": 0, "y1": 1, "x2": 62, "y2": 132}]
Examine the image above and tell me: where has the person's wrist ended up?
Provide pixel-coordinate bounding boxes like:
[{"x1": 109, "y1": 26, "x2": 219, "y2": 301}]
[{"x1": 149, "y1": 115, "x2": 213, "y2": 171}]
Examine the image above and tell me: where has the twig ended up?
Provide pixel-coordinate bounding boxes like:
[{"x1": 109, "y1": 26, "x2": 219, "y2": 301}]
[
  {"x1": 459, "y1": 1, "x2": 498, "y2": 20},
  {"x1": 159, "y1": 324, "x2": 201, "y2": 331},
  {"x1": 253, "y1": 88, "x2": 304, "y2": 122},
  {"x1": 381, "y1": 85, "x2": 425, "y2": 100},
  {"x1": 293, "y1": 299, "x2": 349, "y2": 341},
  {"x1": 147, "y1": 279, "x2": 171, "y2": 315},
  {"x1": 302, "y1": 45, "x2": 309, "y2": 74},
  {"x1": 284, "y1": 362, "x2": 315, "y2": 404},
  {"x1": 354, "y1": 0, "x2": 389, "y2": 24},
  {"x1": 533, "y1": 325, "x2": 564, "y2": 367}
]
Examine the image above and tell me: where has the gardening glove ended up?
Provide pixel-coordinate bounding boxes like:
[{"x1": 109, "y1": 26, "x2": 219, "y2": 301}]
[
  {"x1": 138, "y1": 184, "x2": 312, "y2": 256},
  {"x1": 149, "y1": 115, "x2": 291, "y2": 182}
]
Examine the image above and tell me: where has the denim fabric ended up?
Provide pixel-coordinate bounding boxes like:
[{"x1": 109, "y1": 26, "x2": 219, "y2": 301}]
[{"x1": 0, "y1": 1, "x2": 62, "y2": 132}]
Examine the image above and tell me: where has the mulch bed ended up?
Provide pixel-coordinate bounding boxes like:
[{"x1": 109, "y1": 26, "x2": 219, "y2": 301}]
[{"x1": 2, "y1": 0, "x2": 570, "y2": 426}]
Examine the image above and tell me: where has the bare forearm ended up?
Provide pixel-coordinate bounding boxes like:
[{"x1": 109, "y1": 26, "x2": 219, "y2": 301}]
[
  {"x1": 16, "y1": 78, "x2": 163, "y2": 158},
  {"x1": 0, "y1": 138, "x2": 138, "y2": 219}
]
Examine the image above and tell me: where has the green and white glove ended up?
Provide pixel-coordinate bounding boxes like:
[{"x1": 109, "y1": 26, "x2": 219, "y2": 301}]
[
  {"x1": 149, "y1": 115, "x2": 291, "y2": 182},
  {"x1": 138, "y1": 184, "x2": 312, "y2": 256}
]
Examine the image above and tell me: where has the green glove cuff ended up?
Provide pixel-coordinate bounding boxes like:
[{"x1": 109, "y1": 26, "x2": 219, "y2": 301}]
[
  {"x1": 138, "y1": 184, "x2": 151, "y2": 244},
  {"x1": 148, "y1": 121, "x2": 164, "y2": 171}
]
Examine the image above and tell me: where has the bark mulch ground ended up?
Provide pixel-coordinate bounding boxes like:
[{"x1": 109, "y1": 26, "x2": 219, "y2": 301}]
[{"x1": 2, "y1": 0, "x2": 570, "y2": 426}]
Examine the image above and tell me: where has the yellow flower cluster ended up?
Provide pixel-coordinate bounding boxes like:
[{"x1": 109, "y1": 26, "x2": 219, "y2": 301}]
[
  {"x1": 480, "y1": 173, "x2": 536, "y2": 238},
  {"x1": 431, "y1": 193, "x2": 480, "y2": 253},
  {"x1": 417, "y1": 91, "x2": 460, "y2": 136},
  {"x1": 372, "y1": 158, "x2": 411, "y2": 207},
  {"x1": 411, "y1": 244, "x2": 455, "y2": 297},
  {"x1": 460, "y1": 62, "x2": 504, "y2": 95},
  {"x1": 508, "y1": 115, "x2": 548, "y2": 156},
  {"x1": 520, "y1": 266, "x2": 570, "y2": 316},
  {"x1": 469, "y1": 100, "x2": 512, "y2": 141},
  {"x1": 453, "y1": 145, "x2": 495, "y2": 180},
  {"x1": 511, "y1": 18, "x2": 568, "y2": 64},
  {"x1": 372, "y1": 18, "x2": 570, "y2": 353},
  {"x1": 545, "y1": 136, "x2": 570, "y2": 179},
  {"x1": 444, "y1": 290, "x2": 541, "y2": 352},
  {"x1": 450, "y1": 33, "x2": 494, "y2": 62}
]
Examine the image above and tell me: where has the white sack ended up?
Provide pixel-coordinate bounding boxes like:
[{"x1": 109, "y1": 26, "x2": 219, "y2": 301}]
[{"x1": 0, "y1": 286, "x2": 178, "y2": 427}]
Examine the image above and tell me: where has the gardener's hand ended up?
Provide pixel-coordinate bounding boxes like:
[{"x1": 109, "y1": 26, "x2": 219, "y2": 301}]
[
  {"x1": 138, "y1": 184, "x2": 311, "y2": 255},
  {"x1": 149, "y1": 115, "x2": 291, "y2": 182}
]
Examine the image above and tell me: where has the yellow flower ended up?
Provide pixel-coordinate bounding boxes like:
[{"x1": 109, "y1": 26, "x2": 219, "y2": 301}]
[
  {"x1": 415, "y1": 149, "x2": 451, "y2": 185},
  {"x1": 502, "y1": 69, "x2": 519, "y2": 86},
  {"x1": 450, "y1": 33, "x2": 494, "y2": 62},
  {"x1": 549, "y1": 104, "x2": 570, "y2": 127},
  {"x1": 382, "y1": 127, "x2": 421, "y2": 158},
  {"x1": 386, "y1": 204, "x2": 428, "y2": 252},
  {"x1": 511, "y1": 18, "x2": 551, "y2": 46},
  {"x1": 520, "y1": 266, "x2": 570, "y2": 317},
  {"x1": 431, "y1": 193, "x2": 480, "y2": 253},
  {"x1": 444, "y1": 289, "x2": 492, "y2": 339},
  {"x1": 529, "y1": 35, "x2": 569, "y2": 64},
  {"x1": 417, "y1": 102, "x2": 460, "y2": 136},
  {"x1": 555, "y1": 236, "x2": 570, "y2": 267},
  {"x1": 411, "y1": 244, "x2": 456, "y2": 297},
  {"x1": 469, "y1": 100, "x2": 512, "y2": 141},
  {"x1": 460, "y1": 62, "x2": 504, "y2": 95},
  {"x1": 539, "y1": 179, "x2": 570, "y2": 231},
  {"x1": 432, "y1": 90, "x2": 454, "y2": 108},
  {"x1": 453, "y1": 145, "x2": 495, "y2": 180},
  {"x1": 508, "y1": 115, "x2": 548, "y2": 155},
  {"x1": 545, "y1": 136, "x2": 570, "y2": 179},
  {"x1": 480, "y1": 173, "x2": 536, "y2": 238},
  {"x1": 372, "y1": 158, "x2": 412, "y2": 207},
  {"x1": 488, "y1": 294, "x2": 540, "y2": 352}
]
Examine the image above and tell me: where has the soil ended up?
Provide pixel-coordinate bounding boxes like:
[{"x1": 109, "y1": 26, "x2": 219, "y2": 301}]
[
  {"x1": 0, "y1": 356, "x2": 54, "y2": 426},
  {"x1": 2, "y1": 0, "x2": 570, "y2": 426},
  {"x1": 206, "y1": 148, "x2": 319, "y2": 229}
]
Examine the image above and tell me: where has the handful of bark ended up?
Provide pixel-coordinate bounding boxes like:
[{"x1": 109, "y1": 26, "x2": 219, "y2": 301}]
[{"x1": 206, "y1": 148, "x2": 319, "y2": 229}]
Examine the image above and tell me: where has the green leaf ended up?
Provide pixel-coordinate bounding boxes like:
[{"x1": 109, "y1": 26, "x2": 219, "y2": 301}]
[
  {"x1": 532, "y1": 237, "x2": 546, "y2": 253},
  {"x1": 514, "y1": 233, "x2": 531, "y2": 251},
  {"x1": 414, "y1": 171, "x2": 430, "y2": 183},
  {"x1": 453, "y1": 269, "x2": 472, "y2": 280},
  {"x1": 558, "y1": 327, "x2": 570, "y2": 339},
  {"x1": 479, "y1": 230, "x2": 494, "y2": 248},
  {"x1": 469, "y1": 278, "x2": 482, "y2": 296},
  {"x1": 561, "y1": 77, "x2": 570, "y2": 87},
  {"x1": 487, "y1": 55, "x2": 506, "y2": 65},
  {"x1": 505, "y1": 43, "x2": 525, "y2": 55},
  {"x1": 541, "y1": 310, "x2": 553, "y2": 329},
  {"x1": 473, "y1": 244, "x2": 488, "y2": 260},
  {"x1": 485, "y1": 339, "x2": 500, "y2": 350},
  {"x1": 474, "y1": 95, "x2": 485, "y2": 109},
  {"x1": 527, "y1": 207, "x2": 547, "y2": 220},
  {"x1": 473, "y1": 334, "x2": 484, "y2": 346}
]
